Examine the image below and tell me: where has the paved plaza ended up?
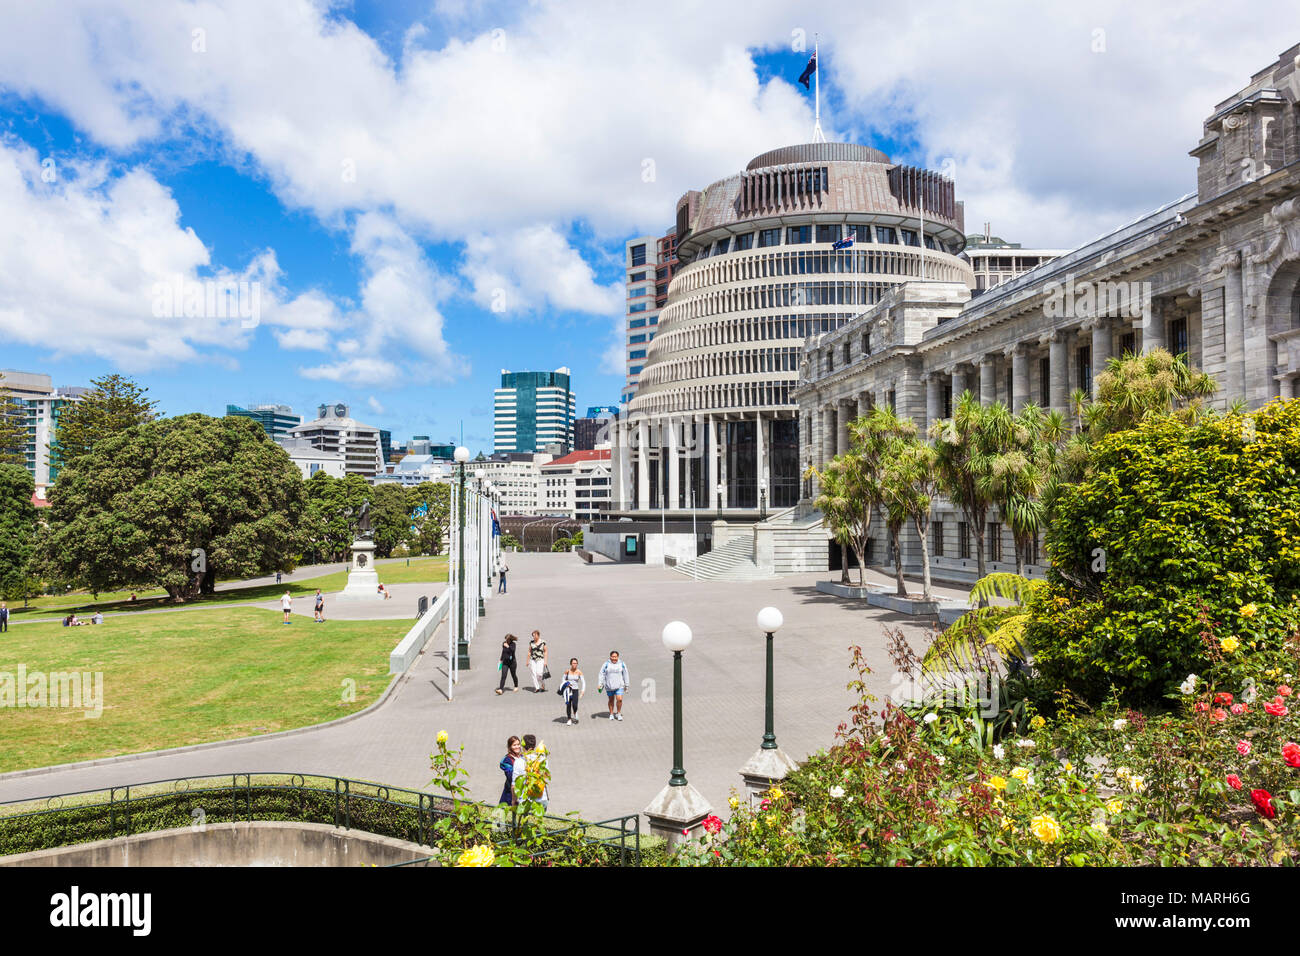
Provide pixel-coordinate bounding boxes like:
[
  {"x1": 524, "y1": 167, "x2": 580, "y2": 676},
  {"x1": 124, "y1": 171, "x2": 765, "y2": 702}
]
[{"x1": 0, "y1": 554, "x2": 961, "y2": 823}]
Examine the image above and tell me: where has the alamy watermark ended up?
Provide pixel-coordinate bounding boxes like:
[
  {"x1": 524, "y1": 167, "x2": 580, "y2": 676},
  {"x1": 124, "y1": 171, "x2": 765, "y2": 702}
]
[
  {"x1": 889, "y1": 668, "x2": 1001, "y2": 718},
  {"x1": 0, "y1": 665, "x2": 103, "y2": 718},
  {"x1": 151, "y1": 274, "x2": 261, "y2": 328},
  {"x1": 1043, "y1": 277, "x2": 1151, "y2": 322}
]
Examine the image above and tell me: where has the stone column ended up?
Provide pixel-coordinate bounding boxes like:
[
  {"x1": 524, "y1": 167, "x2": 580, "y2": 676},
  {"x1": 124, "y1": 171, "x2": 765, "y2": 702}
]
[
  {"x1": 1010, "y1": 343, "x2": 1029, "y2": 413},
  {"x1": 667, "y1": 417, "x2": 680, "y2": 512},
  {"x1": 1090, "y1": 318, "x2": 1112, "y2": 398},
  {"x1": 823, "y1": 405, "x2": 836, "y2": 462},
  {"x1": 1049, "y1": 331, "x2": 1069, "y2": 418},
  {"x1": 1144, "y1": 299, "x2": 1166, "y2": 353},
  {"x1": 925, "y1": 373, "x2": 942, "y2": 432},
  {"x1": 707, "y1": 416, "x2": 719, "y2": 511},
  {"x1": 857, "y1": 392, "x2": 870, "y2": 421},
  {"x1": 951, "y1": 365, "x2": 968, "y2": 399},
  {"x1": 1224, "y1": 251, "x2": 1245, "y2": 402},
  {"x1": 1281, "y1": 376, "x2": 1296, "y2": 400},
  {"x1": 636, "y1": 417, "x2": 649, "y2": 511},
  {"x1": 837, "y1": 402, "x2": 851, "y2": 455},
  {"x1": 718, "y1": 417, "x2": 729, "y2": 509},
  {"x1": 980, "y1": 355, "x2": 997, "y2": 405}
]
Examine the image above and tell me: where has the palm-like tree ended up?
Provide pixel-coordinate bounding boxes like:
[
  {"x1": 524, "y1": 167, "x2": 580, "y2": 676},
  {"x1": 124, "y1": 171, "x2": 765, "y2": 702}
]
[
  {"x1": 930, "y1": 394, "x2": 1004, "y2": 590},
  {"x1": 880, "y1": 437, "x2": 939, "y2": 600},
  {"x1": 808, "y1": 453, "x2": 877, "y2": 586},
  {"x1": 983, "y1": 403, "x2": 1066, "y2": 575}
]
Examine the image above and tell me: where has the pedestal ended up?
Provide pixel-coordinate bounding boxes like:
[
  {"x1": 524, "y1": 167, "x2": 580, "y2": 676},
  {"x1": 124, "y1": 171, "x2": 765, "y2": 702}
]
[
  {"x1": 738, "y1": 747, "x2": 799, "y2": 805},
  {"x1": 338, "y1": 539, "x2": 381, "y2": 601},
  {"x1": 643, "y1": 783, "x2": 712, "y2": 852}
]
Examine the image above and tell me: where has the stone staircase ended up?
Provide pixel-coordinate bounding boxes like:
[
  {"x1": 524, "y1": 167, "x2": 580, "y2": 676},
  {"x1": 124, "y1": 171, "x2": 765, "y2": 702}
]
[
  {"x1": 760, "y1": 504, "x2": 830, "y2": 574},
  {"x1": 672, "y1": 536, "x2": 774, "y2": 582}
]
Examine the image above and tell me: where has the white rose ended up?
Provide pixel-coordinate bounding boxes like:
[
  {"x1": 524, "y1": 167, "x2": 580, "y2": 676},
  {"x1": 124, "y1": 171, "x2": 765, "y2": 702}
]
[
  {"x1": 992, "y1": 744, "x2": 1006, "y2": 760},
  {"x1": 829, "y1": 785, "x2": 845, "y2": 799},
  {"x1": 1112, "y1": 718, "x2": 1128, "y2": 731},
  {"x1": 923, "y1": 712, "x2": 938, "y2": 724}
]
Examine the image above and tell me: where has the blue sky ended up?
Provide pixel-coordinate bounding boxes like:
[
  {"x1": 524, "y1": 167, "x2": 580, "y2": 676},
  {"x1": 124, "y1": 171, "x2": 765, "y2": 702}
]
[{"x1": 0, "y1": 2, "x2": 1295, "y2": 454}]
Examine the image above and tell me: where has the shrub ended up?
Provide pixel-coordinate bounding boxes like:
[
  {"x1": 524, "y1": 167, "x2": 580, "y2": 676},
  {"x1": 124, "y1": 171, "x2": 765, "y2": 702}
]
[{"x1": 1027, "y1": 400, "x2": 1300, "y2": 706}]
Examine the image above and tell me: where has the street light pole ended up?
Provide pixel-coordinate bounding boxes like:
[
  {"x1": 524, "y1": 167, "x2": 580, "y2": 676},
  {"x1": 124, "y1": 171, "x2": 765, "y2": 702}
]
[
  {"x1": 738, "y1": 606, "x2": 796, "y2": 802},
  {"x1": 454, "y1": 446, "x2": 471, "y2": 672},
  {"x1": 661, "y1": 620, "x2": 693, "y2": 787},
  {"x1": 757, "y1": 607, "x2": 783, "y2": 750},
  {"x1": 475, "y1": 468, "x2": 486, "y2": 617}
]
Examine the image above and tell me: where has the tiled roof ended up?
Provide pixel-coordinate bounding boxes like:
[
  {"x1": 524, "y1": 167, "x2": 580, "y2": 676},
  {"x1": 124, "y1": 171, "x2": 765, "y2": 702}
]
[{"x1": 542, "y1": 449, "x2": 611, "y2": 467}]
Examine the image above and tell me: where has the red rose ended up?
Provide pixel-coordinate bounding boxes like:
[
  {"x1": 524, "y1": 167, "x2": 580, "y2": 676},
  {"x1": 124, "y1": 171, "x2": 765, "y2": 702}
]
[
  {"x1": 1214, "y1": 692, "x2": 1233, "y2": 706},
  {"x1": 1230, "y1": 703, "x2": 1246, "y2": 715},
  {"x1": 1280, "y1": 685, "x2": 1293, "y2": 697},
  {"x1": 1195, "y1": 701, "x2": 1210, "y2": 713},
  {"x1": 1265, "y1": 699, "x2": 1290, "y2": 717},
  {"x1": 1226, "y1": 774, "x2": 1243, "y2": 790},
  {"x1": 1283, "y1": 743, "x2": 1300, "y2": 769},
  {"x1": 1211, "y1": 708, "x2": 1227, "y2": 722},
  {"x1": 702, "y1": 814, "x2": 723, "y2": 834},
  {"x1": 1250, "y1": 789, "x2": 1276, "y2": 819}
]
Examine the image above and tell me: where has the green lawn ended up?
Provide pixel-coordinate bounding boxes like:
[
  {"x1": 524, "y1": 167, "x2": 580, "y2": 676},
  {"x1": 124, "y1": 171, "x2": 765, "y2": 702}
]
[
  {"x1": 0, "y1": 606, "x2": 404, "y2": 773},
  {"x1": 9, "y1": 556, "x2": 448, "y2": 619}
]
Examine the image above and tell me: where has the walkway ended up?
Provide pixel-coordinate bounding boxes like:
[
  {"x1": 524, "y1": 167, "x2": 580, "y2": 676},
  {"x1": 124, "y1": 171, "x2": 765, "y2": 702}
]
[{"x1": 0, "y1": 554, "x2": 952, "y2": 823}]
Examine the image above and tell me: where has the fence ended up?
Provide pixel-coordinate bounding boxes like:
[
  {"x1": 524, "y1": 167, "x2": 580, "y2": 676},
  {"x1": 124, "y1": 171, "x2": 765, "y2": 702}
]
[{"x1": 0, "y1": 772, "x2": 640, "y2": 866}]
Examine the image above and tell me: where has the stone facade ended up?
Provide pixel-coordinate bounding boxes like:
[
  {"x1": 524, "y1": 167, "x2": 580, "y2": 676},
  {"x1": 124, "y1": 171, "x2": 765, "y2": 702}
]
[{"x1": 795, "y1": 45, "x2": 1300, "y2": 583}]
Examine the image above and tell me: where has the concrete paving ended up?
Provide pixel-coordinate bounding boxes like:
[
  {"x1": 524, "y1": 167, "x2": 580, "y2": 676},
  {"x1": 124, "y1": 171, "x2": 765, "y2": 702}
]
[{"x1": 0, "y1": 553, "x2": 949, "y2": 823}]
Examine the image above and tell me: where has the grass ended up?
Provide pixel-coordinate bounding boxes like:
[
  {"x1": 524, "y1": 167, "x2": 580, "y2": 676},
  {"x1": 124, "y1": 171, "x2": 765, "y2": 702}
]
[
  {"x1": 0, "y1": 606, "x2": 405, "y2": 774},
  {"x1": 9, "y1": 556, "x2": 448, "y2": 619}
]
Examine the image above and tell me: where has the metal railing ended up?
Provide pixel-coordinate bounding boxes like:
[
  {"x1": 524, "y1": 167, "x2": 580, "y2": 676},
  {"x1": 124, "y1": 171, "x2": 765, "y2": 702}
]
[{"x1": 0, "y1": 772, "x2": 640, "y2": 866}]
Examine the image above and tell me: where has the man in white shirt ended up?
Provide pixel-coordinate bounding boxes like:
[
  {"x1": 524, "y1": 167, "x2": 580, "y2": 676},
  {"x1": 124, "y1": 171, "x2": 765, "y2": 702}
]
[{"x1": 281, "y1": 591, "x2": 293, "y2": 624}]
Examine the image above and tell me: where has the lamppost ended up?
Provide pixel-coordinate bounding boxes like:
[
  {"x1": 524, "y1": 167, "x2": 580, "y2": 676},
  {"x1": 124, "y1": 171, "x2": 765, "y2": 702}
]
[
  {"x1": 759, "y1": 477, "x2": 768, "y2": 521},
  {"x1": 644, "y1": 620, "x2": 712, "y2": 849},
  {"x1": 739, "y1": 606, "x2": 798, "y2": 802},
  {"x1": 716, "y1": 481, "x2": 725, "y2": 520},
  {"x1": 454, "y1": 446, "x2": 471, "y2": 672},
  {"x1": 484, "y1": 480, "x2": 495, "y2": 596}
]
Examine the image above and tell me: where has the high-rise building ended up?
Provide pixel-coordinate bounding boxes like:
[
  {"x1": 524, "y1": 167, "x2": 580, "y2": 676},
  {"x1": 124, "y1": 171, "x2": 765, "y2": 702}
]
[
  {"x1": 611, "y1": 142, "x2": 970, "y2": 513},
  {"x1": 285, "y1": 403, "x2": 384, "y2": 477},
  {"x1": 574, "y1": 406, "x2": 618, "y2": 451},
  {"x1": 962, "y1": 227, "x2": 1066, "y2": 297},
  {"x1": 622, "y1": 230, "x2": 679, "y2": 404},
  {"x1": 226, "y1": 403, "x2": 302, "y2": 440},
  {"x1": 0, "y1": 370, "x2": 88, "y2": 496},
  {"x1": 493, "y1": 368, "x2": 575, "y2": 454}
]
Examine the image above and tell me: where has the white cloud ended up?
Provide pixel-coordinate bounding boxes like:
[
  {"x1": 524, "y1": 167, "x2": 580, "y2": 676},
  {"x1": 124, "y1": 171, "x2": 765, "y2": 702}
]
[{"x1": 367, "y1": 395, "x2": 385, "y2": 415}]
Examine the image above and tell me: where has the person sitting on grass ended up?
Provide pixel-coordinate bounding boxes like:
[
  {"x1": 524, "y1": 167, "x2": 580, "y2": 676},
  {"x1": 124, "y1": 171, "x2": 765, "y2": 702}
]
[{"x1": 377, "y1": 583, "x2": 392, "y2": 599}]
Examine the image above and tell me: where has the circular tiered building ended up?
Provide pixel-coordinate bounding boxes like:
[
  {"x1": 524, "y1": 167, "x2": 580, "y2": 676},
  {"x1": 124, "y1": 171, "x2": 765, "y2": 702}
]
[{"x1": 612, "y1": 142, "x2": 972, "y2": 515}]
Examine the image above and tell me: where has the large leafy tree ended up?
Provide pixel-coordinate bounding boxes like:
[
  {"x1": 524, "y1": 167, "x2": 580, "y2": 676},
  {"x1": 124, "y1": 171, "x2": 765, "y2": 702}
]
[
  {"x1": 0, "y1": 464, "x2": 38, "y2": 599},
  {"x1": 406, "y1": 481, "x2": 451, "y2": 556},
  {"x1": 983, "y1": 402, "x2": 1066, "y2": 575},
  {"x1": 0, "y1": 375, "x2": 29, "y2": 467},
  {"x1": 39, "y1": 414, "x2": 307, "y2": 601},
  {"x1": 52, "y1": 373, "x2": 158, "y2": 465},
  {"x1": 303, "y1": 472, "x2": 371, "y2": 562},
  {"x1": 930, "y1": 393, "x2": 1006, "y2": 588},
  {"x1": 369, "y1": 482, "x2": 411, "y2": 558},
  {"x1": 854, "y1": 407, "x2": 917, "y2": 596},
  {"x1": 880, "y1": 436, "x2": 940, "y2": 600},
  {"x1": 809, "y1": 452, "x2": 878, "y2": 585}
]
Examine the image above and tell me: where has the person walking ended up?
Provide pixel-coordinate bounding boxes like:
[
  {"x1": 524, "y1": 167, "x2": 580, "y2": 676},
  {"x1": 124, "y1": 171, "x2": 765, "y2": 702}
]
[
  {"x1": 527, "y1": 630, "x2": 549, "y2": 692},
  {"x1": 498, "y1": 736, "x2": 523, "y2": 805},
  {"x1": 0, "y1": 601, "x2": 8, "y2": 633},
  {"x1": 276, "y1": 571, "x2": 282, "y2": 585},
  {"x1": 518, "y1": 734, "x2": 549, "y2": 811},
  {"x1": 498, "y1": 559, "x2": 509, "y2": 594},
  {"x1": 559, "y1": 658, "x2": 585, "y2": 725},
  {"x1": 313, "y1": 589, "x2": 325, "y2": 623},
  {"x1": 598, "y1": 650, "x2": 629, "y2": 721},
  {"x1": 495, "y1": 633, "x2": 520, "y2": 694},
  {"x1": 280, "y1": 591, "x2": 293, "y2": 624}
]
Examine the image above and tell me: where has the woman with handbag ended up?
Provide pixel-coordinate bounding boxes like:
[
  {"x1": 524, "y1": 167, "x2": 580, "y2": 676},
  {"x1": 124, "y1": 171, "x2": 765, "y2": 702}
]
[
  {"x1": 527, "y1": 629, "x2": 549, "y2": 692},
  {"x1": 496, "y1": 634, "x2": 520, "y2": 695}
]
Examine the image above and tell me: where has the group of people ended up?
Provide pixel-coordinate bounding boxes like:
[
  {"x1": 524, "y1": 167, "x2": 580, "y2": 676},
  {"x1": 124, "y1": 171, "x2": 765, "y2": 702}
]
[
  {"x1": 280, "y1": 589, "x2": 328, "y2": 624},
  {"x1": 498, "y1": 733, "x2": 549, "y2": 808},
  {"x1": 61, "y1": 611, "x2": 104, "y2": 626},
  {"x1": 496, "y1": 633, "x2": 630, "y2": 724}
]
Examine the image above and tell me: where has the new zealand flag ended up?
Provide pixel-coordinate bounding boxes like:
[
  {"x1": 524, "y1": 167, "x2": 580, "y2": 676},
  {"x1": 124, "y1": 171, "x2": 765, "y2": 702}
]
[
  {"x1": 832, "y1": 231, "x2": 856, "y2": 250},
  {"x1": 798, "y1": 51, "x2": 817, "y2": 89}
]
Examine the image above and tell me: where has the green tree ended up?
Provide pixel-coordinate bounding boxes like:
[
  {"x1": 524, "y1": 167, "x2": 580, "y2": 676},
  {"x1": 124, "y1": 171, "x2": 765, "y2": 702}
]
[
  {"x1": 52, "y1": 373, "x2": 158, "y2": 466},
  {"x1": 303, "y1": 472, "x2": 371, "y2": 562},
  {"x1": 854, "y1": 406, "x2": 916, "y2": 596},
  {"x1": 39, "y1": 414, "x2": 307, "y2": 602},
  {"x1": 406, "y1": 482, "x2": 451, "y2": 556},
  {"x1": 369, "y1": 483, "x2": 411, "y2": 558},
  {"x1": 880, "y1": 436, "x2": 940, "y2": 600},
  {"x1": 0, "y1": 464, "x2": 38, "y2": 598},
  {"x1": 809, "y1": 452, "x2": 878, "y2": 586},
  {"x1": 930, "y1": 393, "x2": 1005, "y2": 589},
  {"x1": 0, "y1": 375, "x2": 29, "y2": 467},
  {"x1": 983, "y1": 403, "x2": 1065, "y2": 576}
]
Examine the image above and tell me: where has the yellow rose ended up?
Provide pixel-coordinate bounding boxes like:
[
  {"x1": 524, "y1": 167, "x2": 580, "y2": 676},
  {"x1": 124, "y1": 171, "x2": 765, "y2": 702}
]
[
  {"x1": 1030, "y1": 814, "x2": 1061, "y2": 844},
  {"x1": 728, "y1": 796, "x2": 740, "y2": 810},
  {"x1": 1010, "y1": 766, "x2": 1031, "y2": 783},
  {"x1": 768, "y1": 787, "x2": 784, "y2": 800},
  {"x1": 1060, "y1": 760, "x2": 1073, "y2": 773},
  {"x1": 1128, "y1": 775, "x2": 1146, "y2": 793},
  {"x1": 1220, "y1": 636, "x2": 1240, "y2": 654},
  {"x1": 987, "y1": 776, "x2": 1007, "y2": 791},
  {"x1": 1029, "y1": 715, "x2": 1046, "y2": 730},
  {"x1": 1106, "y1": 798, "x2": 1123, "y2": 815},
  {"x1": 455, "y1": 845, "x2": 495, "y2": 867},
  {"x1": 999, "y1": 815, "x2": 1013, "y2": 831},
  {"x1": 436, "y1": 730, "x2": 449, "y2": 746},
  {"x1": 1240, "y1": 603, "x2": 1257, "y2": 619}
]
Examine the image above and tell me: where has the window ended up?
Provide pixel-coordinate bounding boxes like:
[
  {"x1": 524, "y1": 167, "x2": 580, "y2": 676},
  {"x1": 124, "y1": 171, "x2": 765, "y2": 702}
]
[
  {"x1": 787, "y1": 225, "x2": 812, "y2": 244},
  {"x1": 629, "y1": 334, "x2": 646, "y2": 344},
  {"x1": 629, "y1": 318, "x2": 646, "y2": 328},
  {"x1": 816, "y1": 224, "x2": 841, "y2": 244},
  {"x1": 1169, "y1": 317, "x2": 1188, "y2": 357},
  {"x1": 842, "y1": 343, "x2": 851, "y2": 365},
  {"x1": 933, "y1": 520, "x2": 945, "y2": 558},
  {"x1": 1077, "y1": 345, "x2": 1092, "y2": 394},
  {"x1": 862, "y1": 332, "x2": 871, "y2": 355},
  {"x1": 987, "y1": 523, "x2": 1003, "y2": 563},
  {"x1": 876, "y1": 226, "x2": 896, "y2": 244},
  {"x1": 1120, "y1": 331, "x2": 1136, "y2": 357},
  {"x1": 656, "y1": 284, "x2": 667, "y2": 297},
  {"x1": 630, "y1": 302, "x2": 647, "y2": 313},
  {"x1": 714, "y1": 237, "x2": 730, "y2": 255},
  {"x1": 629, "y1": 271, "x2": 646, "y2": 282},
  {"x1": 630, "y1": 244, "x2": 646, "y2": 267},
  {"x1": 656, "y1": 267, "x2": 668, "y2": 280},
  {"x1": 734, "y1": 232, "x2": 754, "y2": 250},
  {"x1": 900, "y1": 229, "x2": 919, "y2": 247},
  {"x1": 758, "y1": 228, "x2": 782, "y2": 248},
  {"x1": 958, "y1": 522, "x2": 970, "y2": 559},
  {"x1": 1039, "y1": 356, "x2": 1050, "y2": 406}
]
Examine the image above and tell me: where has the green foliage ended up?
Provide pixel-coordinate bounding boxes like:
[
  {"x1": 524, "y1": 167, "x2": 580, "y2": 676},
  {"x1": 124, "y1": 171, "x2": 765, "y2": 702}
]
[
  {"x1": 38, "y1": 414, "x2": 308, "y2": 601},
  {"x1": 52, "y1": 373, "x2": 158, "y2": 465},
  {"x1": 0, "y1": 463, "x2": 38, "y2": 598},
  {"x1": 1028, "y1": 400, "x2": 1300, "y2": 706},
  {"x1": 926, "y1": 572, "x2": 1045, "y2": 673},
  {"x1": 406, "y1": 481, "x2": 451, "y2": 556}
]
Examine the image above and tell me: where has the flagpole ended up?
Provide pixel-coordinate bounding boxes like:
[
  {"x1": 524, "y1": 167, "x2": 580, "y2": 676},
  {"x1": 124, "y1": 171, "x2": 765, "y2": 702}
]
[
  {"x1": 919, "y1": 178, "x2": 926, "y2": 281},
  {"x1": 812, "y1": 36, "x2": 825, "y2": 144}
]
